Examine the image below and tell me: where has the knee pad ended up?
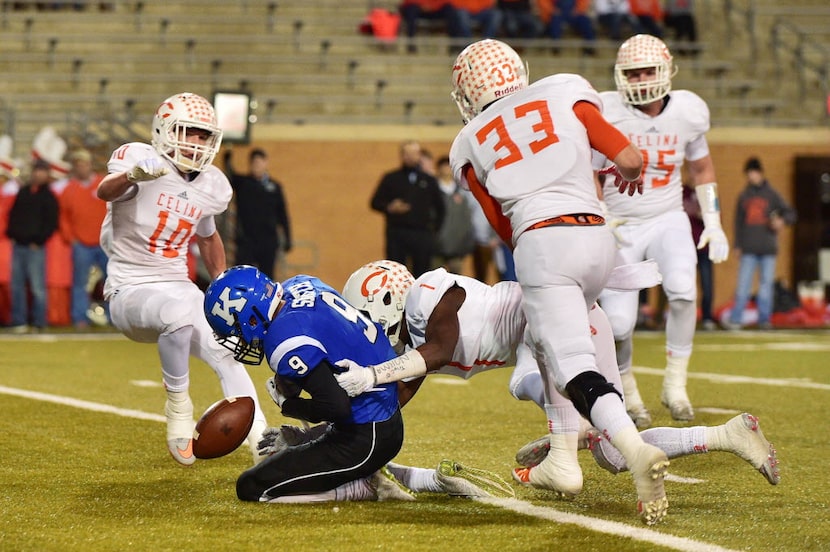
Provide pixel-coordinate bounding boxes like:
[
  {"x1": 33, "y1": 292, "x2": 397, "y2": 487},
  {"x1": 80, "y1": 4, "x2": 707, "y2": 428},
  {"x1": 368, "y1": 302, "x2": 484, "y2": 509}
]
[
  {"x1": 661, "y1": 269, "x2": 696, "y2": 302},
  {"x1": 565, "y1": 371, "x2": 622, "y2": 420}
]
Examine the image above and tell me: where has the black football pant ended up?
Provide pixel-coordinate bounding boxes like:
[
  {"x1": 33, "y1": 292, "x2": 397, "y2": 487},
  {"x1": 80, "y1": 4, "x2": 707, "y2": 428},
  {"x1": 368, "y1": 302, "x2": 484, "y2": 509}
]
[{"x1": 236, "y1": 409, "x2": 403, "y2": 501}]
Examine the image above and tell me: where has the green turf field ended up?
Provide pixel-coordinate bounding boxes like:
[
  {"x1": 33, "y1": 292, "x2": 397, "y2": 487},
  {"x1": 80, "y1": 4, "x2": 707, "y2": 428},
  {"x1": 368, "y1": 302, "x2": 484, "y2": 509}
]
[{"x1": 1, "y1": 329, "x2": 828, "y2": 551}]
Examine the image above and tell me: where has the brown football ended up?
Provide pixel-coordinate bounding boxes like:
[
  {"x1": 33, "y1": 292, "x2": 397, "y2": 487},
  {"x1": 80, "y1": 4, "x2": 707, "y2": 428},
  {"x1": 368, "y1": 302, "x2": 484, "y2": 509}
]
[{"x1": 192, "y1": 396, "x2": 255, "y2": 459}]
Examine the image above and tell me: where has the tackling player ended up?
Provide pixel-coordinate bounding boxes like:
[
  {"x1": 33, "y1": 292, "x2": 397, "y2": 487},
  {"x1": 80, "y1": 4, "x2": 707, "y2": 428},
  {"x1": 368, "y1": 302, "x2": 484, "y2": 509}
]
[
  {"x1": 97, "y1": 92, "x2": 267, "y2": 466},
  {"x1": 336, "y1": 261, "x2": 780, "y2": 502},
  {"x1": 203, "y1": 265, "x2": 413, "y2": 503},
  {"x1": 594, "y1": 35, "x2": 730, "y2": 428}
]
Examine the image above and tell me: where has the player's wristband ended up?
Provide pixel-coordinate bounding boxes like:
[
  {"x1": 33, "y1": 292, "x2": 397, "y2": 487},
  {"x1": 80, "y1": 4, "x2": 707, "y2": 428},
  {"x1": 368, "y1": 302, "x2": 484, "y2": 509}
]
[
  {"x1": 695, "y1": 182, "x2": 721, "y2": 215},
  {"x1": 372, "y1": 350, "x2": 428, "y2": 385}
]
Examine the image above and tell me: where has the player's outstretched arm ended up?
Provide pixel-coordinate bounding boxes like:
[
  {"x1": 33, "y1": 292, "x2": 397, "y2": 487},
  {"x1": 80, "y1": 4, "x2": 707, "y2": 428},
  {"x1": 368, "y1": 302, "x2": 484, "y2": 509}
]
[
  {"x1": 335, "y1": 286, "x2": 466, "y2": 397},
  {"x1": 690, "y1": 155, "x2": 729, "y2": 263}
]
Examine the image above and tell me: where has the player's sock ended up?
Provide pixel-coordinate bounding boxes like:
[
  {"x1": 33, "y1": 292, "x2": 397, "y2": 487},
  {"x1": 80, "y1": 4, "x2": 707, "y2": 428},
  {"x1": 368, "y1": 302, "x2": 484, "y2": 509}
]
[
  {"x1": 642, "y1": 426, "x2": 707, "y2": 458},
  {"x1": 511, "y1": 371, "x2": 545, "y2": 408},
  {"x1": 386, "y1": 463, "x2": 442, "y2": 493}
]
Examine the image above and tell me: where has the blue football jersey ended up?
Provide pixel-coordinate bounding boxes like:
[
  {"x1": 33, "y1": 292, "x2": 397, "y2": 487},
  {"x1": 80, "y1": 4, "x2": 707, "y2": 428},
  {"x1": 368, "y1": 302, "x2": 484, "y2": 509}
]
[{"x1": 264, "y1": 275, "x2": 399, "y2": 424}]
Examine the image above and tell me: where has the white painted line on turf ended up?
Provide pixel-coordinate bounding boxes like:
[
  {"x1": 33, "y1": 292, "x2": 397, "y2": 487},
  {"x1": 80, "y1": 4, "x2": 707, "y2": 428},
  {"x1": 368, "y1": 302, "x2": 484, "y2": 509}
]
[
  {"x1": 665, "y1": 473, "x2": 705, "y2": 484},
  {"x1": 633, "y1": 366, "x2": 830, "y2": 391},
  {"x1": 479, "y1": 497, "x2": 740, "y2": 552},
  {"x1": 697, "y1": 407, "x2": 741, "y2": 415},
  {"x1": 696, "y1": 342, "x2": 830, "y2": 352},
  {"x1": 0, "y1": 384, "x2": 741, "y2": 551},
  {"x1": 130, "y1": 380, "x2": 163, "y2": 388},
  {"x1": 0, "y1": 385, "x2": 165, "y2": 423}
]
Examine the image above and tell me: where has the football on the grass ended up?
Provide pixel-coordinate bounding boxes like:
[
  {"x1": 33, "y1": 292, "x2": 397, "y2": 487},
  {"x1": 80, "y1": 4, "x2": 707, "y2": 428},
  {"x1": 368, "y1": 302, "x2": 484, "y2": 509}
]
[{"x1": 193, "y1": 396, "x2": 255, "y2": 459}]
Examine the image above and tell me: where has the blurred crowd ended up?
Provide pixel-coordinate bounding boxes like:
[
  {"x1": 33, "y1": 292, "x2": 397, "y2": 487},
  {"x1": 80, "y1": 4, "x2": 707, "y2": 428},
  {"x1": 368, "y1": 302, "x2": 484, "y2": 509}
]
[{"x1": 360, "y1": 0, "x2": 699, "y2": 55}]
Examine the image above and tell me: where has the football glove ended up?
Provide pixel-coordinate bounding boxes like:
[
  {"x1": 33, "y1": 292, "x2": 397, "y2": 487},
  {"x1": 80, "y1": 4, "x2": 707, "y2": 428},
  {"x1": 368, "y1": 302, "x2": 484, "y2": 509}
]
[
  {"x1": 265, "y1": 376, "x2": 288, "y2": 407},
  {"x1": 334, "y1": 359, "x2": 376, "y2": 397},
  {"x1": 257, "y1": 426, "x2": 290, "y2": 457},
  {"x1": 126, "y1": 158, "x2": 168, "y2": 183},
  {"x1": 599, "y1": 165, "x2": 643, "y2": 196},
  {"x1": 698, "y1": 215, "x2": 730, "y2": 263},
  {"x1": 599, "y1": 200, "x2": 630, "y2": 248}
]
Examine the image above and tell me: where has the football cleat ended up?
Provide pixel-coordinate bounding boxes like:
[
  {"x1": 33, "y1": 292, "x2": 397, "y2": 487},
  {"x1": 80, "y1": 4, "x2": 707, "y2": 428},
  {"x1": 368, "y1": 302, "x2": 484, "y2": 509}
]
[
  {"x1": 437, "y1": 460, "x2": 515, "y2": 498},
  {"x1": 165, "y1": 396, "x2": 196, "y2": 466},
  {"x1": 515, "y1": 435, "x2": 550, "y2": 468},
  {"x1": 725, "y1": 413, "x2": 781, "y2": 485},
  {"x1": 370, "y1": 466, "x2": 417, "y2": 501},
  {"x1": 628, "y1": 443, "x2": 670, "y2": 525},
  {"x1": 661, "y1": 388, "x2": 694, "y2": 421},
  {"x1": 512, "y1": 434, "x2": 583, "y2": 500},
  {"x1": 627, "y1": 402, "x2": 653, "y2": 429},
  {"x1": 587, "y1": 429, "x2": 625, "y2": 475}
]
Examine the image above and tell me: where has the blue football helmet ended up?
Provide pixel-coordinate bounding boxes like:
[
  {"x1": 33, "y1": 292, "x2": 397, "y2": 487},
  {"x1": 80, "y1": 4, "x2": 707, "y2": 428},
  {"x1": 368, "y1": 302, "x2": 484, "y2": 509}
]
[{"x1": 204, "y1": 265, "x2": 283, "y2": 365}]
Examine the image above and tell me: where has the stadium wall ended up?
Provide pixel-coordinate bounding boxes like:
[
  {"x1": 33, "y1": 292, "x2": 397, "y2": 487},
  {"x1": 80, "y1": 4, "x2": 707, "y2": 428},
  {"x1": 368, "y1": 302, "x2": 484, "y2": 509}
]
[{"x1": 232, "y1": 124, "x2": 830, "y2": 311}]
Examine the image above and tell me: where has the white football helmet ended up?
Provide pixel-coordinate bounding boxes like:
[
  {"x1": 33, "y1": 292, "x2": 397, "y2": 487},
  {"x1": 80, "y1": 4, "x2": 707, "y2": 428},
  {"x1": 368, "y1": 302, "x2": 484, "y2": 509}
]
[
  {"x1": 151, "y1": 92, "x2": 223, "y2": 173},
  {"x1": 451, "y1": 39, "x2": 528, "y2": 123},
  {"x1": 342, "y1": 260, "x2": 415, "y2": 350},
  {"x1": 614, "y1": 34, "x2": 677, "y2": 106}
]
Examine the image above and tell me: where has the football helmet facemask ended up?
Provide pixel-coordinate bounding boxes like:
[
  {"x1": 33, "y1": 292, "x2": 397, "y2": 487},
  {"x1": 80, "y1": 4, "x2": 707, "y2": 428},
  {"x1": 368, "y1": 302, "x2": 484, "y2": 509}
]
[
  {"x1": 451, "y1": 39, "x2": 528, "y2": 124},
  {"x1": 204, "y1": 265, "x2": 283, "y2": 365},
  {"x1": 151, "y1": 92, "x2": 223, "y2": 173},
  {"x1": 342, "y1": 260, "x2": 415, "y2": 351},
  {"x1": 614, "y1": 34, "x2": 677, "y2": 106}
]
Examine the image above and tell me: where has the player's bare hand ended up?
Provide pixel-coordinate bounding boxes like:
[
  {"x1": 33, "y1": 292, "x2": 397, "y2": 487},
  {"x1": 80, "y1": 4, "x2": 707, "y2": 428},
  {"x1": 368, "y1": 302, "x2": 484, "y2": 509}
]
[
  {"x1": 126, "y1": 158, "x2": 168, "y2": 183},
  {"x1": 599, "y1": 165, "x2": 643, "y2": 196},
  {"x1": 387, "y1": 198, "x2": 411, "y2": 214}
]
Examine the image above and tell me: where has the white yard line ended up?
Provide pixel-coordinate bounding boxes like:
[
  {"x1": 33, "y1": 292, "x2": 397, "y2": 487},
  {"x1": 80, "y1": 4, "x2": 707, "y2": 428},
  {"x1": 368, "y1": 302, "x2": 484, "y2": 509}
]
[
  {"x1": 632, "y1": 366, "x2": 830, "y2": 391},
  {"x1": 480, "y1": 498, "x2": 740, "y2": 552},
  {"x1": 1, "y1": 383, "x2": 750, "y2": 552}
]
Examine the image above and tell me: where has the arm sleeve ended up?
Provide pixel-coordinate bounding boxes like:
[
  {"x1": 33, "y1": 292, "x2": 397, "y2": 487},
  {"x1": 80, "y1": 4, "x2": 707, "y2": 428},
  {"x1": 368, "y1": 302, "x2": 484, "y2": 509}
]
[
  {"x1": 275, "y1": 184, "x2": 292, "y2": 248},
  {"x1": 573, "y1": 101, "x2": 631, "y2": 162},
  {"x1": 463, "y1": 165, "x2": 514, "y2": 247},
  {"x1": 370, "y1": 176, "x2": 391, "y2": 213},
  {"x1": 280, "y1": 360, "x2": 353, "y2": 423}
]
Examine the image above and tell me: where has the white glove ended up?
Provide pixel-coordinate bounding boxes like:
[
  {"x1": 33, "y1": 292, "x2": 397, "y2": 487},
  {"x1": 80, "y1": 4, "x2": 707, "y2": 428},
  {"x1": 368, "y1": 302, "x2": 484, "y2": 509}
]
[
  {"x1": 698, "y1": 213, "x2": 730, "y2": 263},
  {"x1": 599, "y1": 165, "x2": 643, "y2": 196},
  {"x1": 334, "y1": 359, "x2": 376, "y2": 397},
  {"x1": 599, "y1": 200, "x2": 630, "y2": 248},
  {"x1": 126, "y1": 158, "x2": 168, "y2": 183},
  {"x1": 265, "y1": 376, "x2": 287, "y2": 407}
]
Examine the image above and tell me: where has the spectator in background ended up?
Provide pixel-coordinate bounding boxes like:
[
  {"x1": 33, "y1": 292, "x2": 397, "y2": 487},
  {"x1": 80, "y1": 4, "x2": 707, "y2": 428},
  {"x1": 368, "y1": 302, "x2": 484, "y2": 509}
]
[
  {"x1": 6, "y1": 159, "x2": 59, "y2": 333},
  {"x1": 370, "y1": 140, "x2": 445, "y2": 277},
  {"x1": 683, "y1": 183, "x2": 716, "y2": 330},
  {"x1": 0, "y1": 141, "x2": 20, "y2": 327},
  {"x1": 538, "y1": 0, "x2": 597, "y2": 55},
  {"x1": 31, "y1": 127, "x2": 73, "y2": 327},
  {"x1": 629, "y1": 0, "x2": 663, "y2": 38},
  {"x1": 399, "y1": 0, "x2": 459, "y2": 53},
  {"x1": 223, "y1": 148, "x2": 292, "y2": 281},
  {"x1": 726, "y1": 157, "x2": 797, "y2": 330},
  {"x1": 453, "y1": 0, "x2": 503, "y2": 43},
  {"x1": 465, "y1": 188, "x2": 500, "y2": 283},
  {"x1": 664, "y1": 0, "x2": 698, "y2": 56},
  {"x1": 498, "y1": 0, "x2": 540, "y2": 40},
  {"x1": 594, "y1": 0, "x2": 639, "y2": 40},
  {"x1": 59, "y1": 149, "x2": 108, "y2": 329},
  {"x1": 434, "y1": 155, "x2": 475, "y2": 273}
]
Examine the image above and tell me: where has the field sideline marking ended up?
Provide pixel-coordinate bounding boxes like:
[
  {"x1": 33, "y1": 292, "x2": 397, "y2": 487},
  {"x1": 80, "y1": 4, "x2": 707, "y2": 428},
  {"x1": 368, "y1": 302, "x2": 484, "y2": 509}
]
[
  {"x1": 633, "y1": 366, "x2": 830, "y2": 391},
  {"x1": 2, "y1": 384, "x2": 739, "y2": 551},
  {"x1": 481, "y1": 498, "x2": 740, "y2": 552},
  {"x1": 0, "y1": 385, "x2": 166, "y2": 423}
]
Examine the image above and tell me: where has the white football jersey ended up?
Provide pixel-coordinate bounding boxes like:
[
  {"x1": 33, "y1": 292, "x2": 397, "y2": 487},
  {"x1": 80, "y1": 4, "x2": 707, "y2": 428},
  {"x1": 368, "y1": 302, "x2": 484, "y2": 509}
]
[
  {"x1": 100, "y1": 142, "x2": 231, "y2": 297},
  {"x1": 405, "y1": 268, "x2": 525, "y2": 379},
  {"x1": 595, "y1": 90, "x2": 710, "y2": 223},
  {"x1": 450, "y1": 74, "x2": 603, "y2": 243}
]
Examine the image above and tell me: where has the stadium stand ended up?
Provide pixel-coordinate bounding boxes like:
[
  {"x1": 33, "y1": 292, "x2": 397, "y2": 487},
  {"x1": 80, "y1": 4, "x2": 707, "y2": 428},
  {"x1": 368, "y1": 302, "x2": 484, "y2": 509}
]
[{"x1": 0, "y1": 0, "x2": 828, "y2": 157}]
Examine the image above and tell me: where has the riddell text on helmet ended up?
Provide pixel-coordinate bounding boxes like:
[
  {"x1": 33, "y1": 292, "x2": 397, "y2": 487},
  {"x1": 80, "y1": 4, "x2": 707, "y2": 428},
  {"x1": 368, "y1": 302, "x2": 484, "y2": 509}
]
[{"x1": 495, "y1": 85, "x2": 523, "y2": 98}]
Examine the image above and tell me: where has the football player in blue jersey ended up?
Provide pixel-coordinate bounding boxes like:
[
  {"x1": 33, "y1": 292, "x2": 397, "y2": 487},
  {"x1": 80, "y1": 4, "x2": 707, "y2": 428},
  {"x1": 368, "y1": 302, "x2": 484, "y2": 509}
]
[{"x1": 203, "y1": 265, "x2": 412, "y2": 503}]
